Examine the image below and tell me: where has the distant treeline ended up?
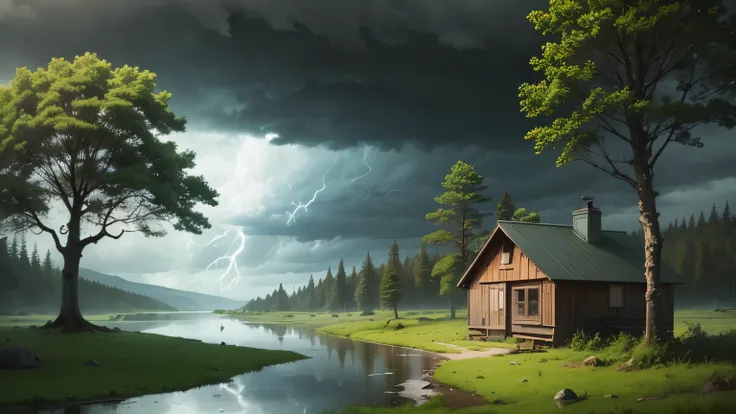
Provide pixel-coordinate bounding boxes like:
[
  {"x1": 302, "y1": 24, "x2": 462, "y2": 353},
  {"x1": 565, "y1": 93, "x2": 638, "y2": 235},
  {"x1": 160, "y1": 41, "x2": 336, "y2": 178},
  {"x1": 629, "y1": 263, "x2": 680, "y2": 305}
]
[
  {"x1": 630, "y1": 202, "x2": 736, "y2": 308},
  {"x1": 0, "y1": 236, "x2": 175, "y2": 314},
  {"x1": 242, "y1": 242, "x2": 465, "y2": 313}
]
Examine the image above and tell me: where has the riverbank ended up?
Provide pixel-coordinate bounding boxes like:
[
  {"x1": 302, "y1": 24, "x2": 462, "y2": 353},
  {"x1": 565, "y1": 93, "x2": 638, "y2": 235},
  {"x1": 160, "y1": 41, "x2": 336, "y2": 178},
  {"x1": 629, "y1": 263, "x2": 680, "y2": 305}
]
[
  {"x1": 331, "y1": 312, "x2": 736, "y2": 414},
  {"x1": 228, "y1": 310, "x2": 517, "y2": 354},
  {"x1": 0, "y1": 327, "x2": 307, "y2": 409}
]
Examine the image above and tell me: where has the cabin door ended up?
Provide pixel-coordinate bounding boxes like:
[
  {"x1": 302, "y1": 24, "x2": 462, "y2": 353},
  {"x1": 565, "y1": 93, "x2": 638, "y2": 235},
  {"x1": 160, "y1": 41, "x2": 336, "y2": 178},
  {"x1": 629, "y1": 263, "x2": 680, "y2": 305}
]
[{"x1": 487, "y1": 283, "x2": 506, "y2": 330}]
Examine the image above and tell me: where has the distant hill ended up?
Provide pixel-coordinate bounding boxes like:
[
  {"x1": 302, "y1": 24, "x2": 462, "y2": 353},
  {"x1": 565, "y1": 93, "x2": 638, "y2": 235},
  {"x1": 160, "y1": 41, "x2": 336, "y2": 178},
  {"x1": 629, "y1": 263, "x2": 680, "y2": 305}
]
[
  {"x1": 79, "y1": 268, "x2": 244, "y2": 311},
  {"x1": 0, "y1": 237, "x2": 174, "y2": 314}
]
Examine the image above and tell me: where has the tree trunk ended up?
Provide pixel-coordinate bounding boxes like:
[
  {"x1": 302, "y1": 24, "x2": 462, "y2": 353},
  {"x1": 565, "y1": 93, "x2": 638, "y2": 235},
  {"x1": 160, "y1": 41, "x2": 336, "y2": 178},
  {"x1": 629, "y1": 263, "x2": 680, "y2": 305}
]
[
  {"x1": 449, "y1": 298, "x2": 455, "y2": 320},
  {"x1": 43, "y1": 222, "x2": 110, "y2": 333},
  {"x1": 393, "y1": 305, "x2": 399, "y2": 320},
  {"x1": 636, "y1": 169, "x2": 664, "y2": 344}
]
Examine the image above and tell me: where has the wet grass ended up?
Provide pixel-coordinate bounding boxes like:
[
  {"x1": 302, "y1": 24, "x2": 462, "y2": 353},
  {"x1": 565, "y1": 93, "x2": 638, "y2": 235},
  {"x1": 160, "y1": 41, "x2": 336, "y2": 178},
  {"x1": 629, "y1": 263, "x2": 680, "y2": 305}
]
[
  {"x1": 0, "y1": 327, "x2": 307, "y2": 408},
  {"x1": 0, "y1": 313, "x2": 128, "y2": 327}
]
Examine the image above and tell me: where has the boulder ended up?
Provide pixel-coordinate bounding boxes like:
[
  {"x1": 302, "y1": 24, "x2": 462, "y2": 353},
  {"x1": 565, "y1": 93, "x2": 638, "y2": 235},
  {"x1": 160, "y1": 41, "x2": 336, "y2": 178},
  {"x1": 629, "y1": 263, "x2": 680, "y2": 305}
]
[
  {"x1": 701, "y1": 379, "x2": 729, "y2": 394},
  {"x1": 0, "y1": 346, "x2": 41, "y2": 369},
  {"x1": 553, "y1": 388, "x2": 578, "y2": 401},
  {"x1": 583, "y1": 356, "x2": 601, "y2": 367},
  {"x1": 618, "y1": 358, "x2": 635, "y2": 371}
]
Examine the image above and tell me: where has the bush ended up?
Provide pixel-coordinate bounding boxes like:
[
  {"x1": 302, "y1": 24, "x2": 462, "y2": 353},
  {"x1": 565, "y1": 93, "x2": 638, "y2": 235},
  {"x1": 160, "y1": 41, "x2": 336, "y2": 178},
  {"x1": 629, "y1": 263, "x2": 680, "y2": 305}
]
[
  {"x1": 309, "y1": 314, "x2": 316, "y2": 317},
  {"x1": 607, "y1": 331, "x2": 639, "y2": 357},
  {"x1": 331, "y1": 314, "x2": 339, "y2": 318},
  {"x1": 585, "y1": 333, "x2": 605, "y2": 352},
  {"x1": 569, "y1": 330, "x2": 588, "y2": 352},
  {"x1": 631, "y1": 339, "x2": 669, "y2": 368},
  {"x1": 285, "y1": 314, "x2": 294, "y2": 318},
  {"x1": 360, "y1": 311, "x2": 375, "y2": 316}
]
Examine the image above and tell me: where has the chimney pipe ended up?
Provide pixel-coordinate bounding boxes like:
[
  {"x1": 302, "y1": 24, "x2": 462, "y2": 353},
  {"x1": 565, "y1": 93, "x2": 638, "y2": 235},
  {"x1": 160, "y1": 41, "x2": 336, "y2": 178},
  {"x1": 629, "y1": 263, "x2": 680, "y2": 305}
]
[{"x1": 573, "y1": 196, "x2": 602, "y2": 243}]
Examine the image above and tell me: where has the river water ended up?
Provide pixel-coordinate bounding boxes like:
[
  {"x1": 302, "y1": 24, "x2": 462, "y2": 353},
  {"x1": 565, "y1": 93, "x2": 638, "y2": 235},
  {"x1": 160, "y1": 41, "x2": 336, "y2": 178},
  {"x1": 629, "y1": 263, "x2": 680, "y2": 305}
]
[{"x1": 42, "y1": 312, "x2": 442, "y2": 414}]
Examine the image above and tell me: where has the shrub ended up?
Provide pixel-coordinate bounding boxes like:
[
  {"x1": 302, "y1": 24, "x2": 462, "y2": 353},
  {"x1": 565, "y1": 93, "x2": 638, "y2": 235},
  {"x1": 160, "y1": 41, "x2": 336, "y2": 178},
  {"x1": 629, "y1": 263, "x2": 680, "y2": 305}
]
[
  {"x1": 360, "y1": 311, "x2": 375, "y2": 316},
  {"x1": 585, "y1": 333, "x2": 605, "y2": 352},
  {"x1": 285, "y1": 314, "x2": 294, "y2": 318},
  {"x1": 631, "y1": 339, "x2": 669, "y2": 368},
  {"x1": 607, "y1": 331, "x2": 639, "y2": 358},
  {"x1": 309, "y1": 314, "x2": 316, "y2": 317},
  {"x1": 331, "y1": 314, "x2": 339, "y2": 318},
  {"x1": 569, "y1": 330, "x2": 588, "y2": 352}
]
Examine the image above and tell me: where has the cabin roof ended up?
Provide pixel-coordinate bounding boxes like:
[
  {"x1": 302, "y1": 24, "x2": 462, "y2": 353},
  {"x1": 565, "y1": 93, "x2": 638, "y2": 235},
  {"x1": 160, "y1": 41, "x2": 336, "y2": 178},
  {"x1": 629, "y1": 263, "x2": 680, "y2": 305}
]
[{"x1": 458, "y1": 220, "x2": 684, "y2": 287}]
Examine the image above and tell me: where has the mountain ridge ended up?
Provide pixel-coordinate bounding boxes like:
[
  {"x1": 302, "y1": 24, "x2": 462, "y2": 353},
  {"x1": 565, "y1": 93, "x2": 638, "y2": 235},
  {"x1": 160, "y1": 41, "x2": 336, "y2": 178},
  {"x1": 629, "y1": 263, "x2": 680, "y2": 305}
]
[{"x1": 79, "y1": 268, "x2": 244, "y2": 311}]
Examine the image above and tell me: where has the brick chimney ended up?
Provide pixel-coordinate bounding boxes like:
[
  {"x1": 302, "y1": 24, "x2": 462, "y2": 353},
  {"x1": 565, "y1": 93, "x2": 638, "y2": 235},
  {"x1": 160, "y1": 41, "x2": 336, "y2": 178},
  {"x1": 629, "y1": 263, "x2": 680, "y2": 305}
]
[{"x1": 572, "y1": 196, "x2": 602, "y2": 243}]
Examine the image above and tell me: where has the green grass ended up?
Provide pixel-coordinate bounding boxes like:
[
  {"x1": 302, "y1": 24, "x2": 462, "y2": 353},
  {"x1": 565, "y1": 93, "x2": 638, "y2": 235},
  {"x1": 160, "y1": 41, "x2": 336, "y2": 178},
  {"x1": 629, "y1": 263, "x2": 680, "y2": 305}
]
[
  {"x1": 0, "y1": 313, "x2": 128, "y2": 327},
  {"x1": 674, "y1": 309, "x2": 736, "y2": 336},
  {"x1": 337, "y1": 347, "x2": 735, "y2": 414},
  {"x1": 0, "y1": 327, "x2": 307, "y2": 407}
]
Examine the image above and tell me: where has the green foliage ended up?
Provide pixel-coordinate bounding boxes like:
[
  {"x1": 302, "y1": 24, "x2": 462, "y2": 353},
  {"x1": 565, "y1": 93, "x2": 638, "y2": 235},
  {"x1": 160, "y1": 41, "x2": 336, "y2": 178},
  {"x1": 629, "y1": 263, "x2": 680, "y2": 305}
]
[
  {"x1": 496, "y1": 192, "x2": 516, "y2": 221},
  {"x1": 511, "y1": 207, "x2": 541, "y2": 223},
  {"x1": 631, "y1": 339, "x2": 670, "y2": 368},
  {"x1": 569, "y1": 330, "x2": 589, "y2": 352},
  {"x1": 0, "y1": 53, "x2": 219, "y2": 253},
  {"x1": 424, "y1": 161, "x2": 491, "y2": 264},
  {"x1": 329, "y1": 259, "x2": 348, "y2": 311},
  {"x1": 431, "y1": 253, "x2": 464, "y2": 296},
  {"x1": 380, "y1": 241, "x2": 403, "y2": 312},
  {"x1": 355, "y1": 252, "x2": 377, "y2": 314}
]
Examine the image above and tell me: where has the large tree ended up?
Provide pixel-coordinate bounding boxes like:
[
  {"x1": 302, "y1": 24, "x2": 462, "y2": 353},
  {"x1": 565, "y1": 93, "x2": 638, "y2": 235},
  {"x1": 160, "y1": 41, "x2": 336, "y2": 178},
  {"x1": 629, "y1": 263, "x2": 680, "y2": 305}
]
[
  {"x1": 425, "y1": 160, "x2": 490, "y2": 318},
  {"x1": 512, "y1": 208, "x2": 542, "y2": 223},
  {"x1": 0, "y1": 53, "x2": 219, "y2": 331},
  {"x1": 518, "y1": 1, "x2": 736, "y2": 343},
  {"x1": 380, "y1": 241, "x2": 402, "y2": 319}
]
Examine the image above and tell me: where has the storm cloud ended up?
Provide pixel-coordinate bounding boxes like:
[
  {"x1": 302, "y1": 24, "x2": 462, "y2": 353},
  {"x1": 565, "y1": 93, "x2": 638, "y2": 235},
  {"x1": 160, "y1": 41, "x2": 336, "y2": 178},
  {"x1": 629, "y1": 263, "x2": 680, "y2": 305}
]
[{"x1": 2, "y1": 0, "x2": 734, "y2": 300}]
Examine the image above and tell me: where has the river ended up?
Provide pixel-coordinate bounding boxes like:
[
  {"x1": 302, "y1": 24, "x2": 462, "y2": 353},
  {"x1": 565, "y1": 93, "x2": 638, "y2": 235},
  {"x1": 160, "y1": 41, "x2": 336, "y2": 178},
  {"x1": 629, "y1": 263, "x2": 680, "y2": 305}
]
[{"x1": 41, "y1": 312, "x2": 442, "y2": 414}]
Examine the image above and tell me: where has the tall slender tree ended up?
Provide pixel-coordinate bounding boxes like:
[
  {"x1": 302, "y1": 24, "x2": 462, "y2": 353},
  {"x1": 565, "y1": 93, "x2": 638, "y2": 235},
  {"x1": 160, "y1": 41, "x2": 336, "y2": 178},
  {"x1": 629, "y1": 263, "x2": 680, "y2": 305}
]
[
  {"x1": 380, "y1": 241, "x2": 402, "y2": 319},
  {"x1": 0, "y1": 53, "x2": 219, "y2": 331},
  {"x1": 355, "y1": 252, "x2": 377, "y2": 314},
  {"x1": 330, "y1": 259, "x2": 348, "y2": 312},
  {"x1": 412, "y1": 243, "x2": 432, "y2": 309},
  {"x1": 518, "y1": 0, "x2": 736, "y2": 344},
  {"x1": 425, "y1": 161, "x2": 490, "y2": 318}
]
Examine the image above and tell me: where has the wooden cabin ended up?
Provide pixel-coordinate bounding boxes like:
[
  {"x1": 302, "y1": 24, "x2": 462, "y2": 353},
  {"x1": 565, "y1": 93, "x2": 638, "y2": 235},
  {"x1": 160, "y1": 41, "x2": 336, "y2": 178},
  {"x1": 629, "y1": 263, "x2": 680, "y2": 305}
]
[{"x1": 457, "y1": 198, "x2": 683, "y2": 346}]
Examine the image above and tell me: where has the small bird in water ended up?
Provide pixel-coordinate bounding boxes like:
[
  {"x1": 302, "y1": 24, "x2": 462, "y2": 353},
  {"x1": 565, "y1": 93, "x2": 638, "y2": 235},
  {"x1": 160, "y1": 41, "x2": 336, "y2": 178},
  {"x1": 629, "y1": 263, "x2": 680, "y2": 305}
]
[{"x1": 220, "y1": 324, "x2": 225, "y2": 332}]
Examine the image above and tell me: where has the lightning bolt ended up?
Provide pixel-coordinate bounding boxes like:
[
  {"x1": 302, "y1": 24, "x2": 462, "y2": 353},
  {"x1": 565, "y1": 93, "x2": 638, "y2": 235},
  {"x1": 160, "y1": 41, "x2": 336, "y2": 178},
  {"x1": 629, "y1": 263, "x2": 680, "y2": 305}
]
[
  {"x1": 351, "y1": 145, "x2": 373, "y2": 183},
  {"x1": 205, "y1": 227, "x2": 247, "y2": 292},
  {"x1": 286, "y1": 154, "x2": 339, "y2": 225}
]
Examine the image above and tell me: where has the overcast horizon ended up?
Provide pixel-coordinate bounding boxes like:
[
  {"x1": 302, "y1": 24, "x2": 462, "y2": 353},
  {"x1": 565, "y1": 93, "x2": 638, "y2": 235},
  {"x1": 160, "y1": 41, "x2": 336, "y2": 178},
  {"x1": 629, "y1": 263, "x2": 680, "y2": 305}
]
[{"x1": 2, "y1": 0, "x2": 734, "y2": 302}]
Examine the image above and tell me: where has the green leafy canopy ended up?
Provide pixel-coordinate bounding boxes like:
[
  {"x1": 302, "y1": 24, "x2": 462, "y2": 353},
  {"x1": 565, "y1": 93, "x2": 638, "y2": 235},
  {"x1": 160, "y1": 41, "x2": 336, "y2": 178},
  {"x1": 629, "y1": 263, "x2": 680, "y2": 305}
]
[
  {"x1": 519, "y1": 0, "x2": 736, "y2": 184},
  {"x1": 0, "y1": 53, "x2": 219, "y2": 254}
]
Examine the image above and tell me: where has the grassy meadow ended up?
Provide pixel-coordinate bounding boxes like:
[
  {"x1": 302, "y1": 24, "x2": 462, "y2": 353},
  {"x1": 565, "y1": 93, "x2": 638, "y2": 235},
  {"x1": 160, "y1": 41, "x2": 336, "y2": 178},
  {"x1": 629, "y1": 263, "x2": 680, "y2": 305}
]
[
  {"x1": 227, "y1": 308, "x2": 736, "y2": 414},
  {"x1": 0, "y1": 327, "x2": 306, "y2": 408}
]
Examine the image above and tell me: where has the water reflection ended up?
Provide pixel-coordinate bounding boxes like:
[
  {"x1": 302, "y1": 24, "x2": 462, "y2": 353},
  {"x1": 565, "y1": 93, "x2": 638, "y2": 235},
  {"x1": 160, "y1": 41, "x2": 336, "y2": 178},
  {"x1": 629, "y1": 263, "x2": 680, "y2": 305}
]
[{"x1": 45, "y1": 316, "x2": 439, "y2": 414}]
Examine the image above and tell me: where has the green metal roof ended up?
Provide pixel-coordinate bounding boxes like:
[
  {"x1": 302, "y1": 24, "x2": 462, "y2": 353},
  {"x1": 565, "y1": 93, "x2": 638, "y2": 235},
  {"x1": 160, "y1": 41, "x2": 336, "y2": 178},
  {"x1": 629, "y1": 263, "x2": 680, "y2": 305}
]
[{"x1": 494, "y1": 220, "x2": 683, "y2": 284}]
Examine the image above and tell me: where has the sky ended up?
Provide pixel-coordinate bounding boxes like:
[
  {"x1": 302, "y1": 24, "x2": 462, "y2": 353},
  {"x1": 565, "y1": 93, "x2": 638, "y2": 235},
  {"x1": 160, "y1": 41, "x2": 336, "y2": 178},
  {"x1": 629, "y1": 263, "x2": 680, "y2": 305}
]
[{"x1": 1, "y1": 0, "x2": 734, "y2": 302}]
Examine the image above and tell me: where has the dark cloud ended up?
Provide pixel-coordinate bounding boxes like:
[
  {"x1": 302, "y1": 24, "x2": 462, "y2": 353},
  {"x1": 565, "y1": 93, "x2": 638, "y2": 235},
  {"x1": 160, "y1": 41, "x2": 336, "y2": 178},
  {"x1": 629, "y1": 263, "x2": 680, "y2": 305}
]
[{"x1": 2, "y1": 0, "x2": 734, "y2": 291}]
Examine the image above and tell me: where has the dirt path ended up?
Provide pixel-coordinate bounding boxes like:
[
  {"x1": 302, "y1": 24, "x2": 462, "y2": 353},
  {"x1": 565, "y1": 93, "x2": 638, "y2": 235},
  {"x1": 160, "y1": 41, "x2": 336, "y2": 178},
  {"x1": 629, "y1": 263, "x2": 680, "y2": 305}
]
[{"x1": 434, "y1": 342, "x2": 512, "y2": 360}]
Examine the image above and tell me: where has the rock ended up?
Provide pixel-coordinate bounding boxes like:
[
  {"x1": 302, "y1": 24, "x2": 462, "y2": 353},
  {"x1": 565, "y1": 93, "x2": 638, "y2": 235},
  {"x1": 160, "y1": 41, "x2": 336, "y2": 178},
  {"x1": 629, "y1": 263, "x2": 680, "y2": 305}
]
[
  {"x1": 421, "y1": 382, "x2": 433, "y2": 390},
  {"x1": 476, "y1": 375, "x2": 485, "y2": 379},
  {"x1": 0, "y1": 346, "x2": 41, "y2": 369},
  {"x1": 605, "y1": 394, "x2": 618, "y2": 398},
  {"x1": 509, "y1": 361, "x2": 518, "y2": 365},
  {"x1": 554, "y1": 388, "x2": 578, "y2": 401},
  {"x1": 618, "y1": 358, "x2": 635, "y2": 371},
  {"x1": 701, "y1": 379, "x2": 729, "y2": 394},
  {"x1": 83, "y1": 359, "x2": 100, "y2": 367},
  {"x1": 583, "y1": 356, "x2": 601, "y2": 367},
  {"x1": 520, "y1": 378, "x2": 528, "y2": 383}
]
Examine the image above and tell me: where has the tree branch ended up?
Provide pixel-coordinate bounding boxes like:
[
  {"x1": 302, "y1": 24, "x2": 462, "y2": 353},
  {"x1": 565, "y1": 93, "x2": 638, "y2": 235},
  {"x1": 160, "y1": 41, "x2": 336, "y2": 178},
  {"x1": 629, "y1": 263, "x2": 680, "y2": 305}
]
[{"x1": 26, "y1": 211, "x2": 66, "y2": 254}]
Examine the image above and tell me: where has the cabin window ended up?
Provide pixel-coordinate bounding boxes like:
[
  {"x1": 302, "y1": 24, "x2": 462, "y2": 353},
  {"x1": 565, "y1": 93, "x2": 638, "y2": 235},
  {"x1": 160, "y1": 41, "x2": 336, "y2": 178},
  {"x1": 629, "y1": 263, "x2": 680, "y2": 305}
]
[
  {"x1": 514, "y1": 286, "x2": 540, "y2": 319},
  {"x1": 500, "y1": 241, "x2": 513, "y2": 265},
  {"x1": 609, "y1": 284, "x2": 624, "y2": 309}
]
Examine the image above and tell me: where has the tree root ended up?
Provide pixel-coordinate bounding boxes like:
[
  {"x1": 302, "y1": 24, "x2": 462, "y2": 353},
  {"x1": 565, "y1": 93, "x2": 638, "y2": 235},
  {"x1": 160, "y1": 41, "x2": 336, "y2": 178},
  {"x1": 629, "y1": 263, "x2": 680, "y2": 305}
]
[{"x1": 41, "y1": 315, "x2": 114, "y2": 334}]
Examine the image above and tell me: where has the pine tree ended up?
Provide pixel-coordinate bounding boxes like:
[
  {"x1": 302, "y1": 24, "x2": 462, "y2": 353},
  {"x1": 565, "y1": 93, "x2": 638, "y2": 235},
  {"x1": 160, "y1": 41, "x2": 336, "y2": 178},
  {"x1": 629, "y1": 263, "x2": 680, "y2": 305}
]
[
  {"x1": 413, "y1": 243, "x2": 432, "y2": 309},
  {"x1": 497, "y1": 192, "x2": 516, "y2": 221},
  {"x1": 355, "y1": 252, "x2": 376, "y2": 314},
  {"x1": 688, "y1": 214, "x2": 696, "y2": 230},
  {"x1": 347, "y1": 265, "x2": 358, "y2": 311},
  {"x1": 323, "y1": 267, "x2": 334, "y2": 309},
  {"x1": 18, "y1": 235, "x2": 29, "y2": 267},
  {"x1": 330, "y1": 260, "x2": 347, "y2": 312},
  {"x1": 380, "y1": 241, "x2": 402, "y2": 319},
  {"x1": 305, "y1": 274, "x2": 316, "y2": 310},
  {"x1": 30, "y1": 243, "x2": 41, "y2": 274},
  {"x1": 42, "y1": 250, "x2": 54, "y2": 279}
]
